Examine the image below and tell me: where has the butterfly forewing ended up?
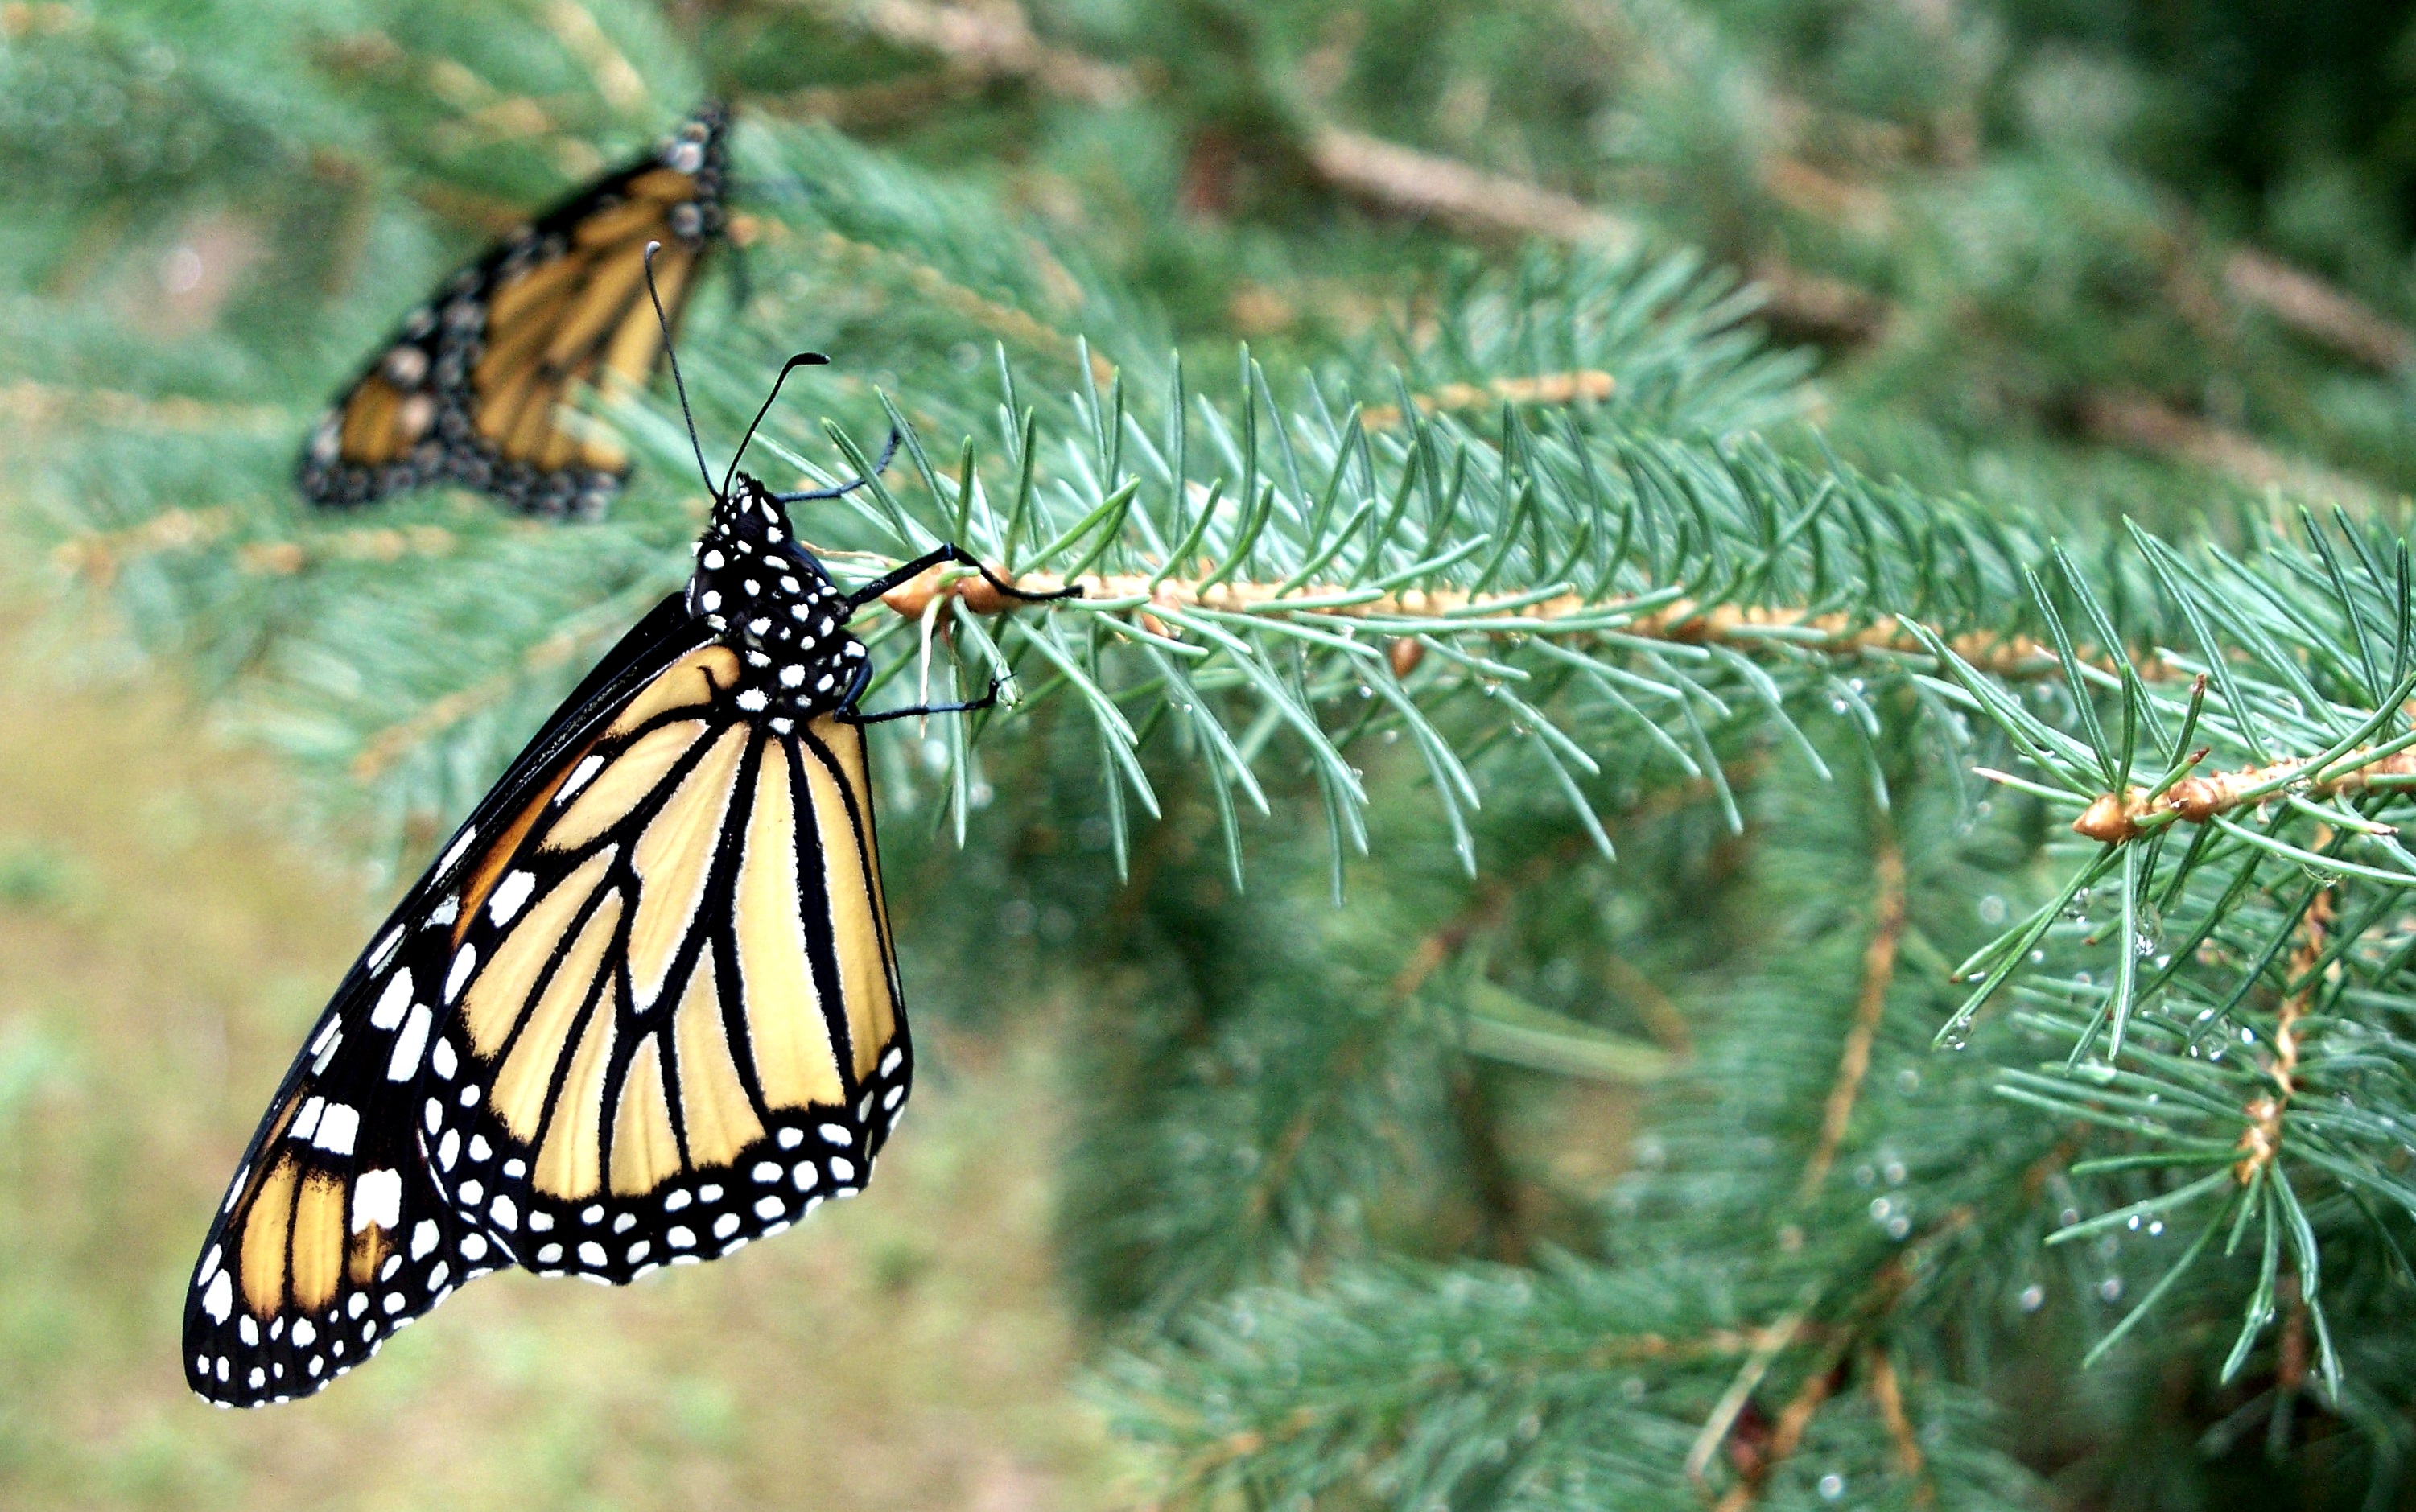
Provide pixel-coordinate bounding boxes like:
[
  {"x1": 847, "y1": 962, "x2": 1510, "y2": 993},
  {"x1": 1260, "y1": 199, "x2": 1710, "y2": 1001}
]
[
  {"x1": 183, "y1": 922, "x2": 506, "y2": 1405},
  {"x1": 420, "y1": 644, "x2": 911, "y2": 1283},
  {"x1": 298, "y1": 103, "x2": 728, "y2": 517}
]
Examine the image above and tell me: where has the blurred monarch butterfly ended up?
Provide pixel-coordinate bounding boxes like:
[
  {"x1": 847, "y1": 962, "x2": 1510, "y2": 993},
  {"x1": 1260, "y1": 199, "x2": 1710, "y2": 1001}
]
[
  {"x1": 190, "y1": 247, "x2": 1078, "y2": 1406},
  {"x1": 297, "y1": 103, "x2": 730, "y2": 517}
]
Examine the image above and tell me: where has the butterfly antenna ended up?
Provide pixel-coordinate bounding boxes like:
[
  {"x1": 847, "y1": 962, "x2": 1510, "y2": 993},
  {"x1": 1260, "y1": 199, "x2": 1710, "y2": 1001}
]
[
  {"x1": 773, "y1": 426, "x2": 904, "y2": 504},
  {"x1": 721, "y1": 351, "x2": 831, "y2": 498},
  {"x1": 642, "y1": 241, "x2": 718, "y2": 501}
]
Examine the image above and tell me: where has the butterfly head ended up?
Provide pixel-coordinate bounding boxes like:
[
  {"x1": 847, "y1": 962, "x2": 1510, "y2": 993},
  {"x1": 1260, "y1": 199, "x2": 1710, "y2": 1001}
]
[{"x1": 687, "y1": 473, "x2": 866, "y2": 713}]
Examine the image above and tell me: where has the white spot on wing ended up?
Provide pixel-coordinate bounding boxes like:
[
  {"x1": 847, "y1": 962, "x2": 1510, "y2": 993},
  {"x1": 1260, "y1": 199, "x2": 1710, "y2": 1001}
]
[
  {"x1": 200, "y1": 1270, "x2": 233, "y2": 1322},
  {"x1": 368, "y1": 925, "x2": 405, "y2": 974},
  {"x1": 488, "y1": 871, "x2": 536, "y2": 925},
  {"x1": 386, "y1": 1003, "x2": 431, "y2": 1082},
  {"x1": 444, "y1": 947, "x2": 478, "y2": 1003},
  {"x1": 411, "y1": 1220, "x2": 439, "y2": 1260},
  {"x1": 435, "y1": 826, "x2": 478, "y2": 878},
  {"x1": 369, "y1": 970, "x2": 414, "y2": 1031},
  {"x1": 313, "y1": 1102, "x2": 361, "y2": 1156},
  {"x1": 559, "y1": 755, "x2": 607, "y2": 804},
  {"x1": 353, "y1": 1168, "x2": 402, "y2": 1233},
  {"x1": 291, "y1": 1097, "x2": 326, "y2": 1143}
]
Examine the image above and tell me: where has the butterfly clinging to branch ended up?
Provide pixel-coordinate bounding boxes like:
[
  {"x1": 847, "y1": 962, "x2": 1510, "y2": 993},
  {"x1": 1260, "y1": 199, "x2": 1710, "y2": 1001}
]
[
  {"x1": 299, "y1": 102, "x2": 730, "y2": 517},
  {"x1": 189, "y1": 245, "x2": 1079, "y2": 1407}
]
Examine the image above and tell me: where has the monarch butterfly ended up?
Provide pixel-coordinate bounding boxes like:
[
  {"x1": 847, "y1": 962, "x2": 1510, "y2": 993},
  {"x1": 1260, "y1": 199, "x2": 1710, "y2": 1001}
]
[
  {"x1": 297, "y1": 103, "x2": 729, "y2": 517},
  {"x1": 188, "y1": 249, "x2": 1078, "y2": 1406}
]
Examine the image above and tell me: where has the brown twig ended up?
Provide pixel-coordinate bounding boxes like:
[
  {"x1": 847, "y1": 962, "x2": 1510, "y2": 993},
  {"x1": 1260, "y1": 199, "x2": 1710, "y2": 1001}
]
[
  {"x1": 2234, "y1": 885, "x2": 2330, "y2": 1184},
  {"x1": 0, "y1": 381, "x2": 291, "y2": 435},
  {"x1": 1357, "y1": 369, "x2": 1614, "y2": 430},
  {"x1": 880, "y1": 564, "x2": 2150, "y2": 681},
  {"x1": 2224, "y1": 249, "x2": 2414, "y2": 375},
  {"x1": 235, "y1": 524, "x2": 460, "y2": 576},
  {"x1": 1305, "y1": 127, "x2": 1640, "y2": 253},
  {"x1": 1865, "y1": 1348, "x2": 1933, "y2": 1505},
  {"x1": 1711, "y1": 1361, "x2": 1838, "y2": 1512},
  {"x1": 2069, "y1": 755, "x2": 2416, "y2": 845},
  {"x1": 2076, "y1": 389, "x2": 2377, "y2": 509},
  {"x1": 1799, "y1": 819, "x2": 1906, "y2": 1198},
  {"x1": 51, "y1": 506, "x2": 239, "y2": 586},
  {"x1": 810, "y1": 0, "x2": 1138, "y2": 105}
]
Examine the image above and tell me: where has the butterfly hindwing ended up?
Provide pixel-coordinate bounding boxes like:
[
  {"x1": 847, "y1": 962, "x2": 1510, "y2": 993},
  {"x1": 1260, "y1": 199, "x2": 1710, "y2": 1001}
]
[
  {"x1": 298, "y1": 102, "x2": 728, "y2": 517},
  {"x1": 419, "y1": 644, "x2": 912, "y2": 1282}
]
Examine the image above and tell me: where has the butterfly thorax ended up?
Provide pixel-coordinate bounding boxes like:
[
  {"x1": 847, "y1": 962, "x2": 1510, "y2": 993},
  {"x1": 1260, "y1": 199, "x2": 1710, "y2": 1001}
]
[{"x1": 686, "y1": 473, "x2": 868, "y2": 720}]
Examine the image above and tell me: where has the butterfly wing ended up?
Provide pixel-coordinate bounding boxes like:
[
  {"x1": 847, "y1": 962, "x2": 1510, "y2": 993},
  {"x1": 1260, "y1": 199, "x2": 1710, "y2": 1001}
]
[
  {"x1": 420, "y1": 642, "x2": 913, "y2": 1283},
  {"x1": 184, "y1": 594, "x2": 714, "y2": 1404},
  {"x1": 297, "y1": 102, "x2": 729, "y2": 517},
  {"x1": 183, "y1": 919, "x2": 501, "y2": 1406}
]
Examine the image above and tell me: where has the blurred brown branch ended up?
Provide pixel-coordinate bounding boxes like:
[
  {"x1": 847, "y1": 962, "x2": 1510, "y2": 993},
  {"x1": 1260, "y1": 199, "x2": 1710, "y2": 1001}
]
[{"x1": 2224, "y1": 249, "x2": 2414, "y2": 374}]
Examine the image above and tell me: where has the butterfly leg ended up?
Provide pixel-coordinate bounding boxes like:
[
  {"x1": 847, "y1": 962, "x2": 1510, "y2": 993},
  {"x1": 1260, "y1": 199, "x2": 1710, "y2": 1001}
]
[
  {"x1": 847, "y1": 678, "x2": 1010, "y2": 724},
  {"x1": 845, "y1": 546, "x2": 1086, "y2": 610}
]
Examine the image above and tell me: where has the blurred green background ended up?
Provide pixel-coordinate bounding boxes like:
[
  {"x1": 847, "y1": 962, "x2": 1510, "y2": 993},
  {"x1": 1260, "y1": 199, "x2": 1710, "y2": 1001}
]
[{"x1": 2, "y1": 1, "x2": 2412, "y2": 1508}]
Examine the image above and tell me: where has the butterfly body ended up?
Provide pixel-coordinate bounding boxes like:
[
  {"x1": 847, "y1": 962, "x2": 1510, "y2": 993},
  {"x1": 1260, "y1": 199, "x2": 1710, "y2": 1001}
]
[
  {"x1": 298, "y1": 105, "x2": 730, "y2": 517},
  {"x1": 186, "y1": 476, "x2": 921, "y2": 1403}
]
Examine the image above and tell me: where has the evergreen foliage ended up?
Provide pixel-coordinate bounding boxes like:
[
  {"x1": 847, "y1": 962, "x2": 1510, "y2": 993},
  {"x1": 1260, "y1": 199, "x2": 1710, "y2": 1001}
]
[{"x1": 9, "y1": 0, "x2": 2416, "y2": 1506}]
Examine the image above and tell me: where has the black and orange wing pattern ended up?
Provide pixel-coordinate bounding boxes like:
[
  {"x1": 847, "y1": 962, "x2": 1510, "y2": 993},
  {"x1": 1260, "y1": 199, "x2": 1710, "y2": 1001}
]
[
  {"x1": 421, "y1": 645, "x2": 911, "y2": 1281},
  {"x1": 296, "y1": 103, "x2": 729, "y2": 517},
  {"x1": 188, "y1": 472, "x2": 928, "y2": 1405},
  {"x1": 182, "y1": 921, "x2": 501, "y2": 1406}
]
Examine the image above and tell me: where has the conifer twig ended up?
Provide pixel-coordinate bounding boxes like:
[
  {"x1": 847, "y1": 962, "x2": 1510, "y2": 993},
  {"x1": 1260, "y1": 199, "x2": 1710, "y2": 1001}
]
[
  {"x1": 1799, "y1": 822, "x2": 1905, "y2": 1198},
  {"x1": 1713, "y1": 1360, "x2": 1837, "y2": 1512},
  {"x1": 0, "y1": 380, "x2": 291, "y2": 434},
  {"x1": 2234, "y1": 887, "x2": 2329, "y2": 1184},
  {"x1": 1865, "y1": 1349, "x2": 1933, "y2": 1504},
  {"x1": 2070, "y1": 754, "x2": 2416, "y2": 844},
  {"x1": 878, "y1": 565, "x2": 2154, "y2": 680},
  {"x1": 1304, "y1": 128, "x2": 1640, "y2": 253},
  {"x1": 2223, "y1": 249, "x2": 2414, "y2": 375},
  {"x1": 2076, "y1": 389, "x2": 2377, "y2": 509}
]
